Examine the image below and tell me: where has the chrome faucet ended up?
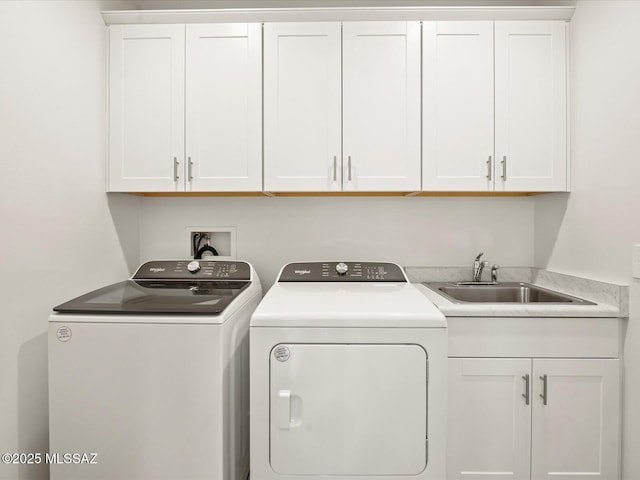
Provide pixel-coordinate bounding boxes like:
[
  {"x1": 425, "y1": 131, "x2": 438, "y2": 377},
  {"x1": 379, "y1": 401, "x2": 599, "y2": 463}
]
[{"x1": 472, "y1": 252, "x2": 489, "y2": 283}]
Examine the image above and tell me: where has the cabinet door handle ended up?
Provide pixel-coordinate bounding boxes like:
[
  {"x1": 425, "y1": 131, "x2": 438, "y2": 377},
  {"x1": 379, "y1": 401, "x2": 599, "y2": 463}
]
[
  {"x1": 333, "y1": 156, "x2": 337, "y2": 182},
  {"x1": 486, "y1": 156, "x2": 492, "y2": 181},
  {"x1": 522, "y1": 374, "x2": 530, "y2": 405},
  {"x1": 348, "y1": 156, "x2": 352, "y2": 182},
  {"x1": 501, "y1": 156, "x2": 507, "y2": 181},
  {"x1": 188, "y1": 157, "x2": 194, "y2": 182},
  {"x1": 173, "y1": 157, "x2": 179, "y2": 181},
  {"x1": 539, "y1": 374, "x2": 548, "y2": 405}
]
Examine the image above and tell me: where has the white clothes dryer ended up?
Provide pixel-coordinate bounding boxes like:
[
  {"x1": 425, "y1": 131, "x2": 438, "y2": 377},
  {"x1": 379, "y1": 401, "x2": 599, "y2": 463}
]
[
  {"x1": 250, "y1": 262, "x2": 447, "y2": 480},
  {"x1": 48, "y1": 260, "x2": 261, "y2": 480}
]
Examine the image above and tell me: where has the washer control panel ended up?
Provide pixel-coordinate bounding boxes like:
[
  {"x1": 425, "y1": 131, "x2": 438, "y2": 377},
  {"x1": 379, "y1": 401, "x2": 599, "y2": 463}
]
[
  {"x1": 278, "y1": 262, "x2": 406, "y2": 282},
  {"x1": 133, "y1": 260, "x2": 250, "y2": 280}
]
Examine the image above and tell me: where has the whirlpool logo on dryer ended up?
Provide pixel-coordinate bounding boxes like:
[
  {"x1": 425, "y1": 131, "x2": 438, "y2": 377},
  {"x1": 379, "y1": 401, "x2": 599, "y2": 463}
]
[{"x1": 294, "y1": 270, "x2": 311, "y2": 275}]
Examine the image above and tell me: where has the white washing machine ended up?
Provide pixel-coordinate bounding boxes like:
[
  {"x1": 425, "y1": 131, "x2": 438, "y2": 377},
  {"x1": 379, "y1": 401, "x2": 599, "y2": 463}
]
[
  {"x1": 250, "y1": 262, "x2": 447, "y2": 480},
  {"x1": 48, "y1": 260, "x2": 261, "y2": 480}
]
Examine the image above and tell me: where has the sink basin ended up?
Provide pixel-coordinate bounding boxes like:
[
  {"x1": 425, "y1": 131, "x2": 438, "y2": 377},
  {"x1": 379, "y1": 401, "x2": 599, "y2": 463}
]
[{"x1": 424, "y1": 282, "x2": 595, "y2": 305}]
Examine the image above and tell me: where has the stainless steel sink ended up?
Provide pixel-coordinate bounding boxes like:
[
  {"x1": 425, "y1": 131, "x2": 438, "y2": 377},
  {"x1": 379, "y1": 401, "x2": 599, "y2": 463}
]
[{"x1": 424, "y1": 282, "x2": 595, "y2": 305}]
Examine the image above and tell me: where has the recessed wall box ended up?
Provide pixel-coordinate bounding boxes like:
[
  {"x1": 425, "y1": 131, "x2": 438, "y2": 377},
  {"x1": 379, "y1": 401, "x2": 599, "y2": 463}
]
[{"x1": 186, "y1": 227, "x2": 237, "y2": 260}]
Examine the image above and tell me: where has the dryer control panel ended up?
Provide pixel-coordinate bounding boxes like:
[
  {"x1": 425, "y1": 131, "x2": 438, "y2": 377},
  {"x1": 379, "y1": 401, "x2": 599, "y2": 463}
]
[{"x1": 278, "y1": 262, "x2": 406, "y2": 282}]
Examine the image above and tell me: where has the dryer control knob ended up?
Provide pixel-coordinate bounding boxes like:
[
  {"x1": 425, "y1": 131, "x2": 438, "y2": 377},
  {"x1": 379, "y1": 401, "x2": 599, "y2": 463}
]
[
  {"x1": 336, "y1": 262, "x2": 349, "y2": 276},
  {"x1": 187, "y1": 260, "x2": 201, "y2": 273}
]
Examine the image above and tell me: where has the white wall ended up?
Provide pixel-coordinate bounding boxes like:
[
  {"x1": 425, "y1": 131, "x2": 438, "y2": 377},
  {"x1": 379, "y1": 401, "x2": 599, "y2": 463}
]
[
  {"x1": 0, "y1": 2, "x2": 139, "y2": 479},
  {"x1": 140, "y1": 196, "x2": 535, "y2": 288},
  {"x1": 534, "y1": 1, "x2": 640, "y2": 478}
]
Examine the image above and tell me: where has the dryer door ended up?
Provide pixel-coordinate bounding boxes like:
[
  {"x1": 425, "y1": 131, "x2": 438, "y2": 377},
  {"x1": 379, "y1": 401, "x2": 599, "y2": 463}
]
[{"x1": 270, "y1": 343, "x2": 427, "y2": 475}]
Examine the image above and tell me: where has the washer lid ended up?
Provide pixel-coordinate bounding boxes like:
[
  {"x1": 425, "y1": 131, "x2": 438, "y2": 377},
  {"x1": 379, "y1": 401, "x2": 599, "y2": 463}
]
[
  {"x1": 53, "y1": 279, "x2": 251, "y2": 315},
  {"x1": 53, "y1": 260, "x2": 255, "y2": 316},
  {"x1": 250, "y1": 282, "x2": 446, "y2": 328}
]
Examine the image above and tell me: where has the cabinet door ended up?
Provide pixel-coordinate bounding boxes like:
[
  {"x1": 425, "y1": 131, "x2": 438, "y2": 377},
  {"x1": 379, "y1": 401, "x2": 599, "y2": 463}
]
[
  {"x1": 422, "y1": 22, "x2": 494, "y2": 191},
  {"x1": 495, "y1": 21, "x2": 567, "y2": 192},
  {"x1": 531, "y1": 359, "x2": 620, "y2": 480},
  {"x1": 186, "y1": 24, "x2": 262, "y2": 192},
  {"x1": 448, "y1": 358, "x2": 532, "y2": 480},
  {"x1": 109, "y1": 25, "x2": 185, "y2": 192},
  {"x1": 263, "y1": 23, "x2": 341, "y2": 191},
  {"x1": 343, "y1": 22, "x2": 421, "y2": 191},
  {"x1": 270, "y1": 344, "x2": 427, "y2": 476}
]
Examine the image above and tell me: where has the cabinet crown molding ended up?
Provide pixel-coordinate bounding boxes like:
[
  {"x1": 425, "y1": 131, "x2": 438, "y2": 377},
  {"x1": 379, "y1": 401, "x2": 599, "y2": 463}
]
[{"x1": 102, "y1": 6, "x2": 574, "y2": 25}]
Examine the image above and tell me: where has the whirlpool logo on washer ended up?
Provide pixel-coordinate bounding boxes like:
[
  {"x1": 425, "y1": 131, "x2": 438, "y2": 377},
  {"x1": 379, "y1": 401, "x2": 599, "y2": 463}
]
[
  {"x1": 150, "y1": 267, "x2": 165, "y2": 273},
  {"x1": 294, "y1": 270, "x2": 311, "y2": 275}
]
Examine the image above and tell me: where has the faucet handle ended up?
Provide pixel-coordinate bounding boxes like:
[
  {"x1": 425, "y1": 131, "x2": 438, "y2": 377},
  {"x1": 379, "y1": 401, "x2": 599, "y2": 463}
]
[{"x1": 491, "y1": 264, "x2": 500, "y2": 283}]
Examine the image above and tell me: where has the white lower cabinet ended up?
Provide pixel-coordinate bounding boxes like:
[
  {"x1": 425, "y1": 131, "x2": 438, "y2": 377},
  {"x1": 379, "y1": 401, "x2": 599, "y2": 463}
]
[
  {"x1": 530, "y1": 359, "x2": 621, "y2": 480},
  {"x1": 448, "y1": 358, "x2": 620, "y2": 480},
  {"x1": 448, "y1": 358, "x2": 532, "y2": 479}
]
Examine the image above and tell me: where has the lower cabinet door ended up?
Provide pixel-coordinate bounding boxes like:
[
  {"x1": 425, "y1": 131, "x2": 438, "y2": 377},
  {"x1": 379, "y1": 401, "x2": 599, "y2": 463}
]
[
  {"x1": 531, "y1": 359, "x2": 621, "y2": 480},
  {"x1": 269, "y1": 343, "x2": 427, "y2": 476},
  {"x1": 447, "y1": 358, "x2": 532, "y2": 480}
]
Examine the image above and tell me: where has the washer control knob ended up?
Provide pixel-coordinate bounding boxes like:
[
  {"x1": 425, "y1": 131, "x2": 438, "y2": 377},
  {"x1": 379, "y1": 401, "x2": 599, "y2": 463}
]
[
  {"x1": 336, "y1": 262, "x2": 349, "y2": 276},
  {"x1": 187, "y1": 261, "x2": 201, "y2": 273}
]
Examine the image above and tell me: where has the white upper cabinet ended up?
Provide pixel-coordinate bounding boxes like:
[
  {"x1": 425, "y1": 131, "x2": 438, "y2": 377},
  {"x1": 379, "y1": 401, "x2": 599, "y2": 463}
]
[
  {"x1": 109, "y1": 23, "x2": 262, "y2": 192},
  {"x1": 343, "y1": 22, "x2": 421, "y2": 191},
  {"x1": 263, "y1": 23, "x2": 342, "y2": 192},
  {"x1": 423, "y1": 20, "x2": 568, "y2": 193},
  {"x1": 108, "y1": 16, "x2": 569, "y2": 194},
  {"x1": 109, "y1": 24, "x2": 185, "y2": 192},
  {"x1": 495, "y1": 21, "x2": 567, "y2": 192},
  {"x1": 264, "y1": 21, "x2": 420, "y2": 192},
  {"x1": 422, "y1": 22, "x2": 494, "y2": 191},
  {"x1": 186, "y1": 24, "x2": 262, "y2": 192}
]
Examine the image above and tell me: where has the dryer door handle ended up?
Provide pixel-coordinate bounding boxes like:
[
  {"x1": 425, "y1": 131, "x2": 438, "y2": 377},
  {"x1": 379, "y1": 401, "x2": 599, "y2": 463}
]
[{"x1": 277, "y1": 390, "x2": 292, "y2": 429}]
